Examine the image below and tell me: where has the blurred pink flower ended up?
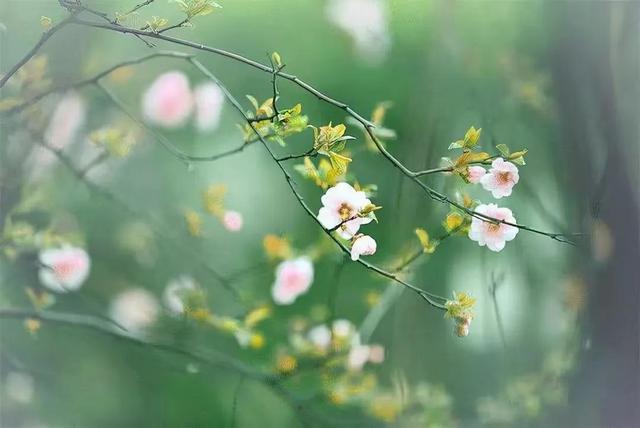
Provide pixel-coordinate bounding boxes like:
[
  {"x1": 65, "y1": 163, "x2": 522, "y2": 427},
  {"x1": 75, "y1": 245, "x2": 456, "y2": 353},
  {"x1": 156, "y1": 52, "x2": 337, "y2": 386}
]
[
  {"x1": 317, "y1": 182, "x2": 373, "y2": 239},
  {"x1": 271, "y1": 257, "x2": 314, "y2": 305},
  {"x1": 109, "y1": 288, "x2": 159, "y2": 333},
  {"x1": 468, "y1": 203, "x2": 519, "y2": 252},
  {"x1": 350, "y1": 234, "x2": 377, "y2": 261},
  {"x1": 480, "y1": 158, "x2": 519, "y2": 198},
  {"x1": 38, "y1": 246, "x2": 90, "y2": 293},
  {"x1": 223, "y1": 210, "x2": 243, "y2": 232},
  {"x1": 467, "y1": 165, "x2": 486, "y2": 184},
  {"x1": 44, "y1": 92, "x2": 86, "y2": 149},
  {"x1": 142, "y1": 71, "x2": 193, "y2": 128},
  {"x1": 193, "y1": 82, "x2": 225, "y2": 132}
]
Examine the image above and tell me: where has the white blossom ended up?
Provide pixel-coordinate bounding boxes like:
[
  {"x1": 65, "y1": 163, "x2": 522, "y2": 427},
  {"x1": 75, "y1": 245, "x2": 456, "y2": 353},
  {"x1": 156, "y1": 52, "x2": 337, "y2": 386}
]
[{"x1": 468, "y1": 204, "x2": 519, "y2": 252}]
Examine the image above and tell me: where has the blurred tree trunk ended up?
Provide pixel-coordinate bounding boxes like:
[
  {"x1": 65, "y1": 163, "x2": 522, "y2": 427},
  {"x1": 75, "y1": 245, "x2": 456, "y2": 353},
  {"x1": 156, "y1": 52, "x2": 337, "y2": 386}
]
[{"x1": 549, "y1": 2, "x2": 639, "y2": 427}]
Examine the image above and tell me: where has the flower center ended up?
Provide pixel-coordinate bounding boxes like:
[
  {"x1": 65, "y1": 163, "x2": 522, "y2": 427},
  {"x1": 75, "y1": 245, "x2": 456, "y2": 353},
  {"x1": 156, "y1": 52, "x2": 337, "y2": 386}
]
[
  {"x1": 282, "y1": 270, "x2": 305, "y2": 291},
  {"x1": 338, "y1": 203, "x2": 353, "y2": 221},
  {"x1": 497, "y1": 171, "x2": 511, "y2": 185},
  {"x1": 53, "y1": 257, "x2": 83, "y2": 281},
  {"x1": 487, "y1": 222, "x2": 501, "y2": 233}
]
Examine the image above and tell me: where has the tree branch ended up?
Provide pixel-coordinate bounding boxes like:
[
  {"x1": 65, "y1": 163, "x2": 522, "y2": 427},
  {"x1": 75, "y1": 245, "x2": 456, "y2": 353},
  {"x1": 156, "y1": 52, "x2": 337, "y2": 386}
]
[
  {"x1": 188, "y1": 57, "x2": 448, "y2": 310},
  {"x1": 62, "y1": 16, "x2": 577, "y2": 244}
]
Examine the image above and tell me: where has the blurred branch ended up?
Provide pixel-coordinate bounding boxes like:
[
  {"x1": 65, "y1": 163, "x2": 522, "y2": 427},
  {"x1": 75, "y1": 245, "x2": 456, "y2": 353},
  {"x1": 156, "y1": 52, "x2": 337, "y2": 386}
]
[
  {"x1": 359, "y1": 227, "x2": 461, "y2": 341},
  {"x1": 230, "y1": 375, "x2": 245, "y2": 428},
  {"x1": 488, "y1": 272, "x2": 507, "y2": 350},
  {"x1": 0, "y1": 306, "x2": 327, "y2": 425},
  {"x1": 4, "y1": 51, "x2": 192, "y2": 115},
  {"x1": 3, "y1": 51, "x2": 260, "y2": 165},
  {"x1": 0, "y1": 307, "x2": 272, "y2": 383},
  {"x1": 0, "y1": 13, "x2": 78, "y2": 89},
  {"x1": 33, "y1": 137, "x2": 246, "y2": 307}
]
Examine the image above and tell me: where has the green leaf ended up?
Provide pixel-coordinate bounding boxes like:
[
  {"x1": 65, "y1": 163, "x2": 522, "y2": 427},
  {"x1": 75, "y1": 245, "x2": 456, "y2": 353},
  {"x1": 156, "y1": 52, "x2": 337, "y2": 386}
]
[
  {"x1": 246, "y1": 95, "x2": 259, "y2": 111},
  {"x1": 511, "y1": 156, "x2": 526, "y2": 165},
  {"x1": 448, "y1": 140, "x2": 464, "y2": 150},
  {"x1": 496, "y1": 143, "x2": 510, "y2": 157},
  {"x1": 271, "y1": 52, "x2": 282, "y2": 68}
]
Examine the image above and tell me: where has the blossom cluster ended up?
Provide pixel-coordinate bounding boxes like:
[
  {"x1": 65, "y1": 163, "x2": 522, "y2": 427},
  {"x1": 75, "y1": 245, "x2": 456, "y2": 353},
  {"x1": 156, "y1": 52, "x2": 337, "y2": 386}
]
[
  {"x1": 317, "y1": 182, "x2": 379, "y2": 261},
  {"x1": 448, "y1": 127, "x2": 524, "y2": 252}
]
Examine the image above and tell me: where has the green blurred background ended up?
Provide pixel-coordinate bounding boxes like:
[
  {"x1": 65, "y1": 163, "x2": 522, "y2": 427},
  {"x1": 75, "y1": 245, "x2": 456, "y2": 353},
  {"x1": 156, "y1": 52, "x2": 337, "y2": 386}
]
[{"x1": 0, "y1": 0, "x2": 638, "y2": 427}]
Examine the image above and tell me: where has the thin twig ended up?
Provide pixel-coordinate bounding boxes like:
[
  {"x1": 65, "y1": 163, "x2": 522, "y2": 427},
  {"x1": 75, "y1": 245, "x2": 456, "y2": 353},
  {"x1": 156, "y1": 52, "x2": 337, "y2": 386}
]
[
  {"x1": 0, "y1": 14, "x2": 77, "y2": 89},
  {"x1": 4, "y1": 51, "x2": 193, "y2": 115},
  {"x1": 230, "y1": 375, "x2": 245, "y2": 428},
  {"x1": 124, "y1": 0, "x2": 157, "y2": 17},
  {"x1": 0, "y1": 308, "x2": 262, "y2": 376},
  {"x1": 489, "y1": 272, "x2": 507, "y2": 350}
]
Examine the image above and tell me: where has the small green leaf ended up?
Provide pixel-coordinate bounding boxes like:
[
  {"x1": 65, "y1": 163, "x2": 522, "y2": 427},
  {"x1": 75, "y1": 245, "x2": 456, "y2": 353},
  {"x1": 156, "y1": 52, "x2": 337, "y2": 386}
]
[
  {"x1": 496, "y1": 143, "x2": 510, "y2": 157},
  {"x1": 448, "y1": 140, "x2": 464, "y2": 150},
  {"x1": 272, "y1": 52, "x2": 282, "y2": 68}
]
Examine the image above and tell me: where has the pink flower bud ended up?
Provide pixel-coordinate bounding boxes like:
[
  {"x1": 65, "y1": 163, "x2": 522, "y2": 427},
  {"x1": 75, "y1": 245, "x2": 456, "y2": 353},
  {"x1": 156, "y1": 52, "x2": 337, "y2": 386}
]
[
  {"x1": 223, "y1": 210, "x2": 243, "y2": 232},
  {"x1": 350, "y1": 234, "x2": 377, "y2": 261},
  {"x1": 467, "y1": 166, "x2": 486, "y2": 184}
]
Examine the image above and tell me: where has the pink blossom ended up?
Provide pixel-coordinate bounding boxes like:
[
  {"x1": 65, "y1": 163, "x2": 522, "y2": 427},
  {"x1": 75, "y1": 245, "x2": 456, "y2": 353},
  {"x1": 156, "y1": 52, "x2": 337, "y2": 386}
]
[
  {"x1": 44, "y1": 92, "x2": 85, "y2": 149},
  {"x1": 350, "y1": 234, "x2": 377, "y2": 261},
  {"x1": 467, "y1": 166, "x2": 486, "y2": 184},
  {"x1": 223, "y1": 210, "x2": 243, "y2": 232},
  {"x1": 38, "y1": 246, "x2": 90, "y2": 293},
  {"x1": 109, "y1": 288, "x2": 159, "y2": 333},
  {"x1": 468, "y1": 203, "x2": 519, "y2": 252},
  {"x1": 193, "y1": 82, "x2": 225, "y2": 132},
  {"x1": 142, "y1": 71, "x2": 193, "y2": 128},
  {"x1": 271, "y1": 257, "x2": 314, "y2": 305},
  {"x1": 480, "y1": 158, "x2": 519, "y2": 198},
  {"x1": 317, "y1": 182, "x2": 373, "y2": 239}
]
